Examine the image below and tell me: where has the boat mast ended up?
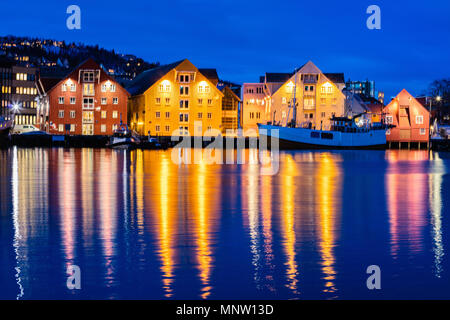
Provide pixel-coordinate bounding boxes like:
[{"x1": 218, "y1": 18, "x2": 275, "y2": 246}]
[{"x1": 286, "y1": 68, "x2": 298, "y2": 127}]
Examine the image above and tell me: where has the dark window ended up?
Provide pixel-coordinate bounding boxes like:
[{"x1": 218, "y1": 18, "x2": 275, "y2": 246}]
[
  {"x1": 321, "y1": 132, "x2": 333, "y2": 140},
  {"x1": 311, "y1": 132, "x2": 320, "y2": 138}
]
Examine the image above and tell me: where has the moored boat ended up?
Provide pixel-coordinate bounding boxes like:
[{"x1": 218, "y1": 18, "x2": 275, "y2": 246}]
[
  {"x1": 258, "y1": 114, "x2": 389, "y2": 149},
  {"x1": 107, "y1": 124, "x2": 140, "y2": 150},
  {"x1": 0, "y1": 117, "x2": 13, "y2": 137}
]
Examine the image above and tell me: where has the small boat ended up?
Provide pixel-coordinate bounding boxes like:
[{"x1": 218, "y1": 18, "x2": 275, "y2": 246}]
[
  {"x1": 107, "y1": 124, "x2": 140, "y2": 150},
  {"x1": 0, "y1": 117, "x2": 13, "y2": 137},
  {"x1": 258, "y1": 114, "x2": 389, "y2": 149}
]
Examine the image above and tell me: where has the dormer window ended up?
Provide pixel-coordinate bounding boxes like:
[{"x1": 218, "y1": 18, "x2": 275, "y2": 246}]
[{"x1": 83, "y1": 71, "x2": 95, "y2": 82}]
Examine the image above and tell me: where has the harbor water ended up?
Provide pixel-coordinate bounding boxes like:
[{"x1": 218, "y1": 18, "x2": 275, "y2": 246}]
[{"x1": 0, "y1": 147, "x2": 449, "y2": 299}]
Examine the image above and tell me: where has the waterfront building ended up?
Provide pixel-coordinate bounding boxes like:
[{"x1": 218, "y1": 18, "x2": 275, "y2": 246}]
[
  {"x1": 344, "y1": 90, "x2": 385, "y2": 122},
  {"x1": 269, "y1": 61, "x2": 345, "y2": 131},
  {"x1": 345, "y1": 79, "x2": 384, "y2": 103},
  {"x1": 241, "y1": 62, "x2": 345, "y2": 134},
  {"x1": 36, "y1": 58, "x2": 129, "y2": 135},
  {"x1": 127, "y1": 59, "x2": 224, "y2": 137},
  {"x1": 0, "y1": 57, "x2": 38, "y2": 124},
  {"x1": 384, "y1": 89, "x2": 430, "y2": 147},
  {"x1": 218, "y1": 84, "x2": 240, "y2": 135}
]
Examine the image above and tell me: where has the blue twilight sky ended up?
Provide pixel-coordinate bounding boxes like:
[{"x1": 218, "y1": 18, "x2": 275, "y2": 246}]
[{"x1": 1, "y1": 0, "x2": 449, "y2": 98}]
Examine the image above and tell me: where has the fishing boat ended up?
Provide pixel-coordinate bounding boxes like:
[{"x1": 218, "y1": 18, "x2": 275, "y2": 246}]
[
  {"x1": 257, "y1": 66, "x2": 389, "y2": 149},
  {"x1": 0, "y1": 117, "x2": 13, "y2": 137},
  {"x1": 259, "y1": 114, "x2": 388, "y2": 149},
  {"x1": 107, "y1": 124, "x2": 140, "y2": 150}
]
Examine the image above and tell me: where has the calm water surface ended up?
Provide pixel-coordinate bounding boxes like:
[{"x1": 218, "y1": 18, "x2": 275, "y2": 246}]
[{"x1": 0, "y1": 147, "x2": 449, "y2": 299}]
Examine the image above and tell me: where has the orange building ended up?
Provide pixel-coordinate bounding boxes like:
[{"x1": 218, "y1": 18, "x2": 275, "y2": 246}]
[
  {"x1": 37, "y1": 59, "x2": 129, "y2": 135},
  {"x1": 384, "y1": 89, "x2": 430, "y2": 148}
]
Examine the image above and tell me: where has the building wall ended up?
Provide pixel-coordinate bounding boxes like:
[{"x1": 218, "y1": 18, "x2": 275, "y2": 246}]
[
  {"x1": 0, "y1": 64, "x2": 37, "y2": 123},
  {"x1": 271, "y1": 73, "x2": 345, "y2": 130},
  {"x1": 221, "y1": 86, "x2": 239, "y2": 136},
  {"x1": 241, "y1": 83, "x2": 267, "y2": 135},
  {"x1": 384, "y1": 89, "x2": 430, "y2": 143},
  {"x1": 45, "y1": 60, "x2": 129, "y2": 135},
  {"x1": 129, "y1": 60, "x2": 223, "y2": 137}
]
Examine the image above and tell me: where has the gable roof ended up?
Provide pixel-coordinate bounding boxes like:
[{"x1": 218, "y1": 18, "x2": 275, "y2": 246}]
[
  {"x1": 265, "y1": 72, "x2": 292, "y2": 83},
  {"x1": 43, "y1": 58, "x2": 129, "y2": 95},
  {"x1": 218, "y1": 85, "x2": 241, "y2": 102},
  {"x1": 199, "y1": 68, "x2": 219, "y2": 85},
  {"x1": 324, "y1": 73, "x2": 345, "y2": 84},
  {"x1": 126, "y1": 59, "x2": 185, "y2": 96}
]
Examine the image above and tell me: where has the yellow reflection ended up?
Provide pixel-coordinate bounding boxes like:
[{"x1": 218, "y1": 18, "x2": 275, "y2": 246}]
[
  {"x1": 192, "y1": 160, "x2": 216, "y2": 299},
  {"x1": 154, "y1": 153, "x2": 176, "y2": 298},
  {"x1": 316, "y1": 153, "x2": 340, "y2": 294},
  {"x1": 280, "y1": 154, "x2": 299, "y2": 294},
  {"x1": 81, "y1": 149, "x2": 94, "y2": 242}
]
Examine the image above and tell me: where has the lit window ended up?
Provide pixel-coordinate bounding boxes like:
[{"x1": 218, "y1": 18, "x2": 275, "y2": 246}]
[
  {"x1": 110, "y1": 84, "x2": 116, "y2": 92},
  {"x1": 83, "y1": 84, "x2": 94, "y2": 96},
  {"x1": 385, "y1": 115, "x2": 393, "y2": 124},
  {"x1": 58, "y1": 124, "x2": 64, "y2": 132},
  {"x1": 101, "y1": 124, "x2": 106, "y2": 133},
  {"x1": 70, "y1": 124, "x2": 76, "y2": 132},
  {"x1": 58, "y1": 110, "x2": 64, "y2": 118},
  {"x1": 70, "y1": 111, "x2": 76, "y2": 118},
  {"x1": 159, "y1": 81, "x2": 171, "y2": 92},
  {"x1": 416, "y1": 115, "x2": 424, "y2": 124},
  {"x1": 70, "y1": 83, "x2": 76, "y2": 92},
  {"x1": 112, "y1": 111, "x2": 118, "y2": 119},
  {"x1": 62, "y1": 84, "x2": 67, "y2": 92},
  {"x1": 101, "y1": 111, "x2": 107, "y2": 119},
  {"x1": 101, "y1": 84, "x2": 107, "y2": 92}
]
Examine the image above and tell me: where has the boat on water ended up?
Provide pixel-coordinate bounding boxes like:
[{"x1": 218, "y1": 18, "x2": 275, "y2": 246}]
[
  {"x1": 0, "y1": 117, "x2": 13, "y2": 137},
  {"x1": 258, "y1": 114, "x2": 389, "y2": 149},
  {"x1": 107, "y1": 124, "x2": 140, "y2": 150}
]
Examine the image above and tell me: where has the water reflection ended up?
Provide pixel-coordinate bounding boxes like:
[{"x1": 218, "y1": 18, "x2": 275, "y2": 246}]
[
  {"x1": 429, "y1": 152, "x2": 445, "y2": 278},
  {"x1": 280, "y1": 154, "x2": 300, "y2": 295},
  {"x1": 386, "y1": 151, "x2": 428, "y2": 257},
  {"x1": 316, "y1": 153, "x2": 341, "y2": 295},
  {"x1": 1, "y1": 148, "x2": 449, "y2": 299}
]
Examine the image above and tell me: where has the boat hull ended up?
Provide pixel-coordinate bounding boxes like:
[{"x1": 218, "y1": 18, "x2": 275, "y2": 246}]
[{"x1": 258, "y1": 124, "x2": 387, "y2": 150}]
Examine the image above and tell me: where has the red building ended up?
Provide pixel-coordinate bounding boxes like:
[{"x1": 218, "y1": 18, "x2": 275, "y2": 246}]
[
  {"x1": 37, "y1": 59, "x2": 129, "y2": 135},
  {"x1": 384, "y1": 89, "x2": 430, "y2": 147}
]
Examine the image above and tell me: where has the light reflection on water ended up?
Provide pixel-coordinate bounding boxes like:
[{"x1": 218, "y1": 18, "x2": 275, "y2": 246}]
[{"x1": 0, "y1": 147, "x2": 449, "y2": 299}]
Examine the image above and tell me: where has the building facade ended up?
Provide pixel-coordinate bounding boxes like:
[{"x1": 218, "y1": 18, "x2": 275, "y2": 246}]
[
  {"x1": 270, "y1": 61, "x2": 345, "y2": 130},
  {"x1": 127, "y1": 59, "x2": 224, "y2": 137},
  {"x1": 241, "y1": 62, "x2": 345, "y2": 134},
  {"x1": 0, "y1": 57, "x2": 38, "y2": 124},
  {"x1": 219, "y1": 84, "x2": 240, "y2": 135},
  {"x1": 384, "y1": 89, "x2": 430, "y2": 146},
  {"x1": 36, "y1": 59, "x2": 129, "y2": 135}
]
